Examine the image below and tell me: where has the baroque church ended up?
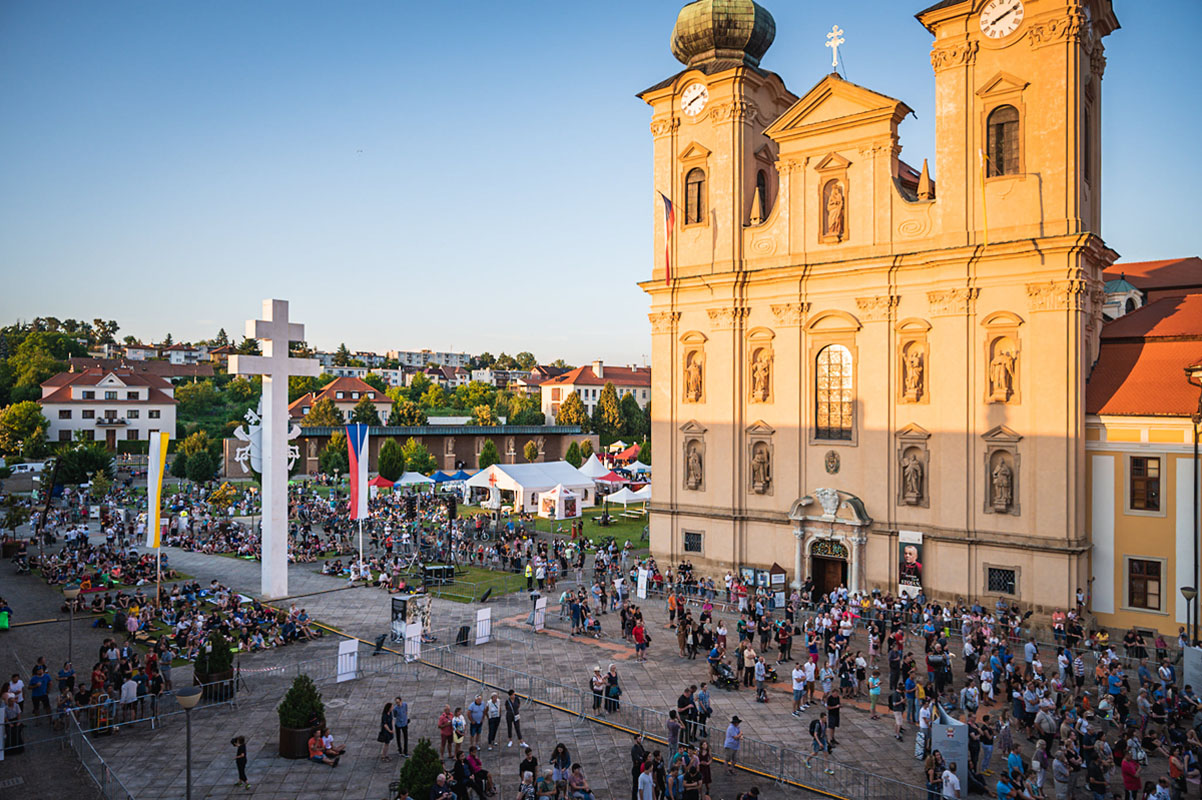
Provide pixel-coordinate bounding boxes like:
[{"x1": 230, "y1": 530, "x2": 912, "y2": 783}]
[{"x1": 641, "y1": 0, "x2": 1120, "y2": 612}]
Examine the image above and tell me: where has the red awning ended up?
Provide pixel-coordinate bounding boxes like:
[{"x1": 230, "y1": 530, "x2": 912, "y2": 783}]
[
  {"x1": 368, "y1": 475, "x2": 394, "y2": 488},
  {"x1": 596, "y1": 471, "x2": 627, "y2": 483},
  {"x1": 617, "y1": 443, "x2": 641, "y2": 460}
]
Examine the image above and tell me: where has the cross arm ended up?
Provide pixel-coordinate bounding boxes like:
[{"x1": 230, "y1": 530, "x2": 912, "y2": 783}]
[{"x1": 229, "y1": 354, "x2": 321, "y2": 378}]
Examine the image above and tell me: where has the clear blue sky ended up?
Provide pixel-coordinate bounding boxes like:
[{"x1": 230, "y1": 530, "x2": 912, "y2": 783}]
[{"x1": 1, "y1": 1, "x2": 1197, "y2": 365}]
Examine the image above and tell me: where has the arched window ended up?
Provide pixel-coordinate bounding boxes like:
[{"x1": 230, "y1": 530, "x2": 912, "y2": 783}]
[
  {"x1": 986, "y1": 105, "x2": 1020, "y2": 177},
  {"x1": 685, "y1": 168, "x2": 706, "y2": 225},
  {"x1": 756, "y1": 169, "x2": 768, "y2": 211},
  {"x1": 815, "y1": 344, "x2": 854, "y2": 440}
]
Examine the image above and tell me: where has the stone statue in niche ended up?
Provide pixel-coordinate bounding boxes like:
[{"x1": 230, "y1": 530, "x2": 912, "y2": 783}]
[
  {"x1": 684, "y1": 350, "x2": 703, "y2": 403},
  {"x1": 445, "y1": 436, "x2": 455, "y2": 455},
  {"x1": 991, "y1": 456, "x2": 1014, "y2": 512},
  {"x1": 988, "y1": 341, "x2": 1017, "y2": 402},
  {"x1": 902, "y1": 342, "x2": 925, "y2": 402},
  {"x1": 901, "y1": 451, "x2": 924, "y2": 505},
  {"x1": 825, "y1": 450, "x2": 840, "y2": 474},
  {"x1": 824, "y1": 180, "x2": 846, "y2": 241},
  {"x1": 750, "y1": 442, "x2": 771, "y2": 494},
  {"x1": 750, "y1": 348, "x2": 771, "y2": 402},
  {"x1": 685, "y1": 440, "x2": 703, "y2": 490}
]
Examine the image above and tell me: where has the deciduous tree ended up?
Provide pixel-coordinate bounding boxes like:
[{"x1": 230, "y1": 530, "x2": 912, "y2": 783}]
[
  {"x1": 523, "y1": 440, "x2": 539, "y2": 462},
  {"x1": 186, "y1": 450, "x2": 216, "y2": 483},
  {"x1": 389, "y1": 399, "x2": 428, "y2": 426},
  {"x1": 0, "y1": 401, "x2": 48, "y2": 457},
  {"x1": 555, "y1": 391, "x2": 589, "y2": 429},
  {"x1": 471, "y1": 405, "x2": 497, "y2": 426},
  {"x1": 349, "y1": 395, "x2": 382, "y2": 426},
  {"x1": 319, "y1": 431, "x2": 349, "y2": 475},
  {"x1": 301, "y1": 398, "x2": 344, "y2": 427},
  {"x1": 179, "y1": 430, "x2": 212, "y2": 458},
  {"x1": 400, "y1": 437, "x2": 436, "y2": 475},
  {"x1": 580, "y1": 439, "x2": 594, "y2": 459},
  {"x1": 362, "y1": 373, "x2": 387, "y2": 393}
]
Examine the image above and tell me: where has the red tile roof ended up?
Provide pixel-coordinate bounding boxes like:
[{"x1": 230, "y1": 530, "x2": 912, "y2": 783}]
[
  {"x1": 541, "y1": 364, "x2": 651, "y2": 389},
  {"x1": 1087, "y1": 294, "x2": 1202, "y2": 416},
  {"x1": 289, "y1": 376, "x2": 388, "y2": 417},
  {"x1": 39, "y1": 368, "x2": 177, "y2": 405},
  {"x1": 68, "y1": 357, "x2": 214, "y2": 378},
  {"x1": 1103, "y1": 257, "x2": 1202, "y2": 292}
]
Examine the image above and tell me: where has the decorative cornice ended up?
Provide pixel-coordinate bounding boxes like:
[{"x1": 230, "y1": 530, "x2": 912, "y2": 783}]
[
  {"x1": 708, "y1": 100, "x2": 759, "y2": 124},
  {"x1": 707, "y1": 307, "x2": 749, "y2": 330},
  {"x1": 770, "y1": 302, "x2": 809, "y2": 327},
  {"x1": 930, "y1": 40, "x2": 978, "y2": 72},
  {"x1": 1028, "y1": 11, "x2": 1088, "y2": 49},
  {"x1": 1089, "y1": 41, "x2": 1107, "y2": 79},
  {"x1": 1026, "y1": 280, "x2": 1087, "y2": 312},
  {"x1": 648, "y1": 311, "x2": 681, "y2": 334},
  {"x1": 649, "y1": 117, "x2": 680, "y2": 139},
  {"x1": 855, "y1": 295, "x2": 900, "y2": 322},
  {"x1": 775, "y1": 160, "x2": 804, "y2": 175},
  {"x1": 926, "y1": 288, "x2": 979, "y2": 316}
]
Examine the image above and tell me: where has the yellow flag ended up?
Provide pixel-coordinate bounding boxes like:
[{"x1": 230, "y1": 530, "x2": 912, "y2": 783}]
[{"x1": 146, "y1": 432, "x2": 169, "y2": 548}]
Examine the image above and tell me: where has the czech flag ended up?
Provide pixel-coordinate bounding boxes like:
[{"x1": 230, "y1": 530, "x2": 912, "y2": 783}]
[
  {"x1": 345, "y1": 423, "x2": 370, "y2": 520},
  {"x1": 658, "y1": 191, "x2": 675, "y2": 286}
]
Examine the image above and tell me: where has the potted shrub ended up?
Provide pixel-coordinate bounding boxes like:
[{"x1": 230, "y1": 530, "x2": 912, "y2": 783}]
[
  {"x1": 392, "y1": 738, "x2": 443, "y2": 798},
  {"x1": 277, "y1": 674, "x2": 325, "y2": 759},
  {"x1": 193, "y1": 628, "x2": 235, "y2": 701}
]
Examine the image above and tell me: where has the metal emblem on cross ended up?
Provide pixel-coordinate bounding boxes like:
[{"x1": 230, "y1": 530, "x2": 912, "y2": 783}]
[{"x1": 826, "y1": 25, "x2": 845, "y2": 71}]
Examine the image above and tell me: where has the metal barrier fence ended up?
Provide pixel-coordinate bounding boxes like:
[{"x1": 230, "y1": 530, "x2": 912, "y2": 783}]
[
  {"x1": 65, "y1": 712, "x2": 137, "y2": 800},
  {"x1": 426, "y1": 647, "x2": 929, "y2": 800}
]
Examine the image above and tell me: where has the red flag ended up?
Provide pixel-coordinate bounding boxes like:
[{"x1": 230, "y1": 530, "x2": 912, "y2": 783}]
[{"x1": 658, "y1": 192, "x2": 675, "y2": 286}]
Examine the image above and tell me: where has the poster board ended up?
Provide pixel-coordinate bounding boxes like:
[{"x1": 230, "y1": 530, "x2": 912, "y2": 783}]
[
  {"x1": 898, "y1": 530, "x2": 924, "y2": 599},
  {"x1": 636, "y1": 568, "x2": 649, "y2": 600},
  {"x1": 533, "y1": 596, "x2": 547, "y2": 632},
  {"x1": 403, "y1": 623, "x2": 422, "y2": 663},
  {"x1": 336, "y1": 638, "x2": 359, "y2": 683},
  {"x1": 475, "y1": 607, "x2": 492, "y2": 646}
]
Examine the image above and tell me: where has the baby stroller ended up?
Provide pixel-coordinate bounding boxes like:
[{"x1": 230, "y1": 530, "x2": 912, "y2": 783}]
[{"x1": 713, "y1": 661, "x2": 740, "y2": 691}]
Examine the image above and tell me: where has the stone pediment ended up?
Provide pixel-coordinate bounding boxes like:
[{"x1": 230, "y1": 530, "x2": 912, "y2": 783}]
[
  {"x1": 678, "y1": 141, "x2": 711, "y2": 162},
  {"x1": 746, "y1": 420, "x2": 775, "y2": 436},
  {"x1": 753, "y1": 144, "x2": 777, "y2": 164},
  {"x1": 982, "y1": 424, "x2": 1022, "y2": 444},
  {"x1": 976, "y1": 71, "x2": 1030, "y2": 98},
  {"x1": 814, "y1": 152, "x2": 852, "y2": 173},
  {"x1": 679, "y1": 420, "x2": 708, "y2": 435},
  {"x1": 98, "y1": 374, "x2": 126, "y2": 387},
  {"x1": 896, "y1": 423, "x2": 931, "y2": 441},
  {"x1": 763, "y1": 74, "x2": 913, "y2": 142}
]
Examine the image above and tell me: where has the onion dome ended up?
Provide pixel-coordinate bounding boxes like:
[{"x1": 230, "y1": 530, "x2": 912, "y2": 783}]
[{"x1": 670, "y1": 0, "x2": 776, "y2": 70}]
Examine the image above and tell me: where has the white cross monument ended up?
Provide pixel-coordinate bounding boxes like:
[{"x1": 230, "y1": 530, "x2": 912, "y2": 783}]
[{"x1": 228, "y1": 299, "x2": 320, "y2": 599}]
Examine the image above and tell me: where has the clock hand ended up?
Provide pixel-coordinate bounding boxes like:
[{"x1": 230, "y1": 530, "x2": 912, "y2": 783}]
[{"x1": 990, "y1": 6, "x2": 1016, "y2": 27}]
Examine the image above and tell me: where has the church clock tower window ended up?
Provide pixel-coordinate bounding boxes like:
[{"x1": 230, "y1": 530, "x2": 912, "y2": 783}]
[
  {"x1": 815, "y1": 344, "x2": 854, "y2": 441},
  {"x1": 685, "y1": 168, "x2": 707, "y2": 225},
  {"x1": 986, "y1": 105, "x2": 1020, "y2": 176}
]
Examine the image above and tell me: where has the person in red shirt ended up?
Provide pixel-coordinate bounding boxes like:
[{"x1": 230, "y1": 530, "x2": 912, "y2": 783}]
[
  {"x1": 633, "y1": 621, "x2": 648, "y2": 663},
  {"x1": 437, "y1": 705, "x2": 454, "y2": 758},
  {"x1": 308, "y1": 732, "x2": 338, "y2": 766},
  {"x1": 1120, "y1": 752, "x2": 1141, "y2": 800}
]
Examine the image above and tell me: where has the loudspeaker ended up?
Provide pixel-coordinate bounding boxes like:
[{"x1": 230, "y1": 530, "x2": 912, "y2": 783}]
[
  {"x1": 372, "y1": 634, "x2": 387, "y2": 655},
  {"x1": 479, "y1": 587, "x2": 493, "y2": 603},
  {"x1": 456, "y1": 625, "x2": 471, "y2": 646}
]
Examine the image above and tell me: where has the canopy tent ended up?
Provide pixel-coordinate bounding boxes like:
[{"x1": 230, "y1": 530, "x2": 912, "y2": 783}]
[
  {"x1": 595, "y1": 470, "x2": 627, "y2": 484},
  {"x1": 449, "y1": 470, "x2": 472, "y2": 481},
  {"x1": 538, "y1": 483, "x2": 582, "y2": 520},
  {"x1": 632, "y1": 484, "x2": 652, "y2": 501},
  {"x1": 430, "y1": 471, "x2": 454, "y2": 483},
  {"x1": 605, "y1": 487, "x2": 643, "y2": 506},
  {"x1": 578, "y1": 454, "x2": 609, "y2": 479},
  {"x1": 607, "y1": 440, "x2": 630, "y2": 453},
  {"x1": 394, "y1": 472, "x2": 436, "y2": 487},
  {"x1": 368, "y1": 475, "x2": 394, "y2": 488},
  {"x1": 626, "y1": 460, "x2": 651, "y2": 474},
  {"x1": 616, "y1": 443, "x2": 641, "y2": 461},
  {"x1": 465, "y1": 462, "x2": 595, "y2": 513}
]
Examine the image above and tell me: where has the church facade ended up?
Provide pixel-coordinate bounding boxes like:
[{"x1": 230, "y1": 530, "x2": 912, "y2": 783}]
[{"x1": 640, "y1": 0, "x2": 1120, "y2": 612}]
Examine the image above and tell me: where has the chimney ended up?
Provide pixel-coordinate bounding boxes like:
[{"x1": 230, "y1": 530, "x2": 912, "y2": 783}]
[{"x1": 592, "y1": 360, "x2": 603, "y2": 379}]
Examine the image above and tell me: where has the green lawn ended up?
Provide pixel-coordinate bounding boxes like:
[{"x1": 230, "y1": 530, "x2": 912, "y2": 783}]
[
  {"x1": 433, "y1": 565, "x2": 527, "y2": 603},
  {"x1": 457, "y1": 502, "x2": 650, "y2": 550}
]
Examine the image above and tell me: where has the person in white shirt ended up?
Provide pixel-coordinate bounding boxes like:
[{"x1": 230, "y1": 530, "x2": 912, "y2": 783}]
[
  {"x1": 792, "y1": 665, "x2": 807, "y2": 716},
  {"x1": 120, "y1": 677, "x2": 139, "y2": 723},
  {"x1": 941, "y1": 763, "x2": 961, "y2": 799}
]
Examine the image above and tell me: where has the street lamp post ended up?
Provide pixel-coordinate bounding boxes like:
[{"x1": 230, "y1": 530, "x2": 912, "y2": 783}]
[
  {"x1": 1186, "y1": 363, "x2": 1202, "y2": 645},
  {"x1": 1183, "y1": 587, "x2": 1198, "y2": 647},
  {"x1": 176, "y1": 686, "x2": 202, "y2": 800},
  {"x1": 63, "y1": 585, "x2": 80, "y2": 666}
]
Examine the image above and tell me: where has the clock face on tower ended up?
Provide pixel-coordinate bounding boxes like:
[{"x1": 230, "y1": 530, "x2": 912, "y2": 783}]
[
  {"x1": 681, "y1": 83, "x2": 709, "y2": 117},
  {"x1": 979, "y1": 0, "x2": 1025, "y2": 39}
]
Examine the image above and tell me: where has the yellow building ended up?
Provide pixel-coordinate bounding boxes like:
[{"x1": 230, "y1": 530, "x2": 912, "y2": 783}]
[
  {"x1": 639, "y1": 0, "x2": 1128, "y2": 612},
  {"x1": 1086, "y1": 292, "x2": 1202, "y2": 636}
]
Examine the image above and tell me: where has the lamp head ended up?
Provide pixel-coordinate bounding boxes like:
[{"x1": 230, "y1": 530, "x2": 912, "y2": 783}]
[
  {"x1": 63, "y1": 585, "x2": 81, "y2": 600},
  {"x1": 1182, "y1": 586, "x2": 1198, "y2": 603},
  {"x1": 176, "y1": 686, "x2": 203, "y2": 710}
]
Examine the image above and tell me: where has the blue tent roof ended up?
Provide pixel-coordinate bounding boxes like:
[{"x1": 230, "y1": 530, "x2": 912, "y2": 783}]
[
  {"x1": 450, "y1": 470, "x2": 471, "y2": 481},
  {"x1": 431, "y1": 471, "x2": 453, "y2": 483}
]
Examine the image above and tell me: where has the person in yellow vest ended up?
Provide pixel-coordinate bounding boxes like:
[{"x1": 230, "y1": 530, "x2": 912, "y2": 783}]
[{"x1": 525, "y1": 562, "x2": 533, "y2": 592}]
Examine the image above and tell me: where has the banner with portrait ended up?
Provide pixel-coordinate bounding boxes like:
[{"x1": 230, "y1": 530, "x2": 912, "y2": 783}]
[{"x1": 898, "y1": 530, "x2": 924, "y2": 599}]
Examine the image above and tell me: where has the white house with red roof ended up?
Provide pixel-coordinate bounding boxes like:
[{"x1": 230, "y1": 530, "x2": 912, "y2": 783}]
[
  {"x1": 538, "y1": 361, "x2": 651, "y2": 421},
  {"x1": 39, "y1": 367, "x2": 177, "y2": 449},
  {"x1": 288, "y1": 376, "x2": 389, "y2": 424}
]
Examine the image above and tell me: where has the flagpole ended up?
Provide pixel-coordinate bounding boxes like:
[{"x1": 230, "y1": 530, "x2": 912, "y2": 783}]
[{"x1": 358, "y1": 518, "x2": 364, "y2": 583}]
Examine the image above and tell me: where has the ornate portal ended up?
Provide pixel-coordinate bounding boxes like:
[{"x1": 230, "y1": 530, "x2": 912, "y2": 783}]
[{"x1": 811, "y1": 539, "x2": 849, "y2": 559}]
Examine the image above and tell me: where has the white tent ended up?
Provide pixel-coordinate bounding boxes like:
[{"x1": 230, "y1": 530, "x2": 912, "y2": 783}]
[
  {"x1": 632, "y1": 485, "x2": 652, "y2": 501},
  {"x1": 626, "y1": 460, "x2": 651, "y2": 474},
  {"x1": 605, "y1": 487, "x2": 642, "y2": 506},
  {"x1": 578, "y1": 453, "x2": 609, "y2": 479},
  {"x1": 465, "y1": 462, "x2": 595, "y2": 513},
  {"x1": 607, "y1": 440, "x2": 630, "y2": 453},
  {"x1": 538, "y1": 483, "x2": 582, "y2": 520},
  {"x1": 394, "y1": 472, "x2": 435, "y2": 487}
]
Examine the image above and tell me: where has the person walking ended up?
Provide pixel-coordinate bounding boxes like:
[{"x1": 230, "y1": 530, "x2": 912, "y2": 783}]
[
  {"x1": 505, "y1": 689, "x2": 527, "y2": 749},
  {"x1": 230, "y1": 735, "x2": 250, "y2": 790},
  {"x1": 467, "y1": 694, "x2": 486, "y2": 749},
  {"x1": 377, "y1": 702, "x2": 395, "y2": 762},
  {"x1": 485, "y1": 692, "x2": 501, "y2": 750},
  {"x1": 723, "y1": 715, "x2": 742, "y2": 775},
  {"x1": 630, "y1": 734, "x2": 648, "y2": 800}
]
